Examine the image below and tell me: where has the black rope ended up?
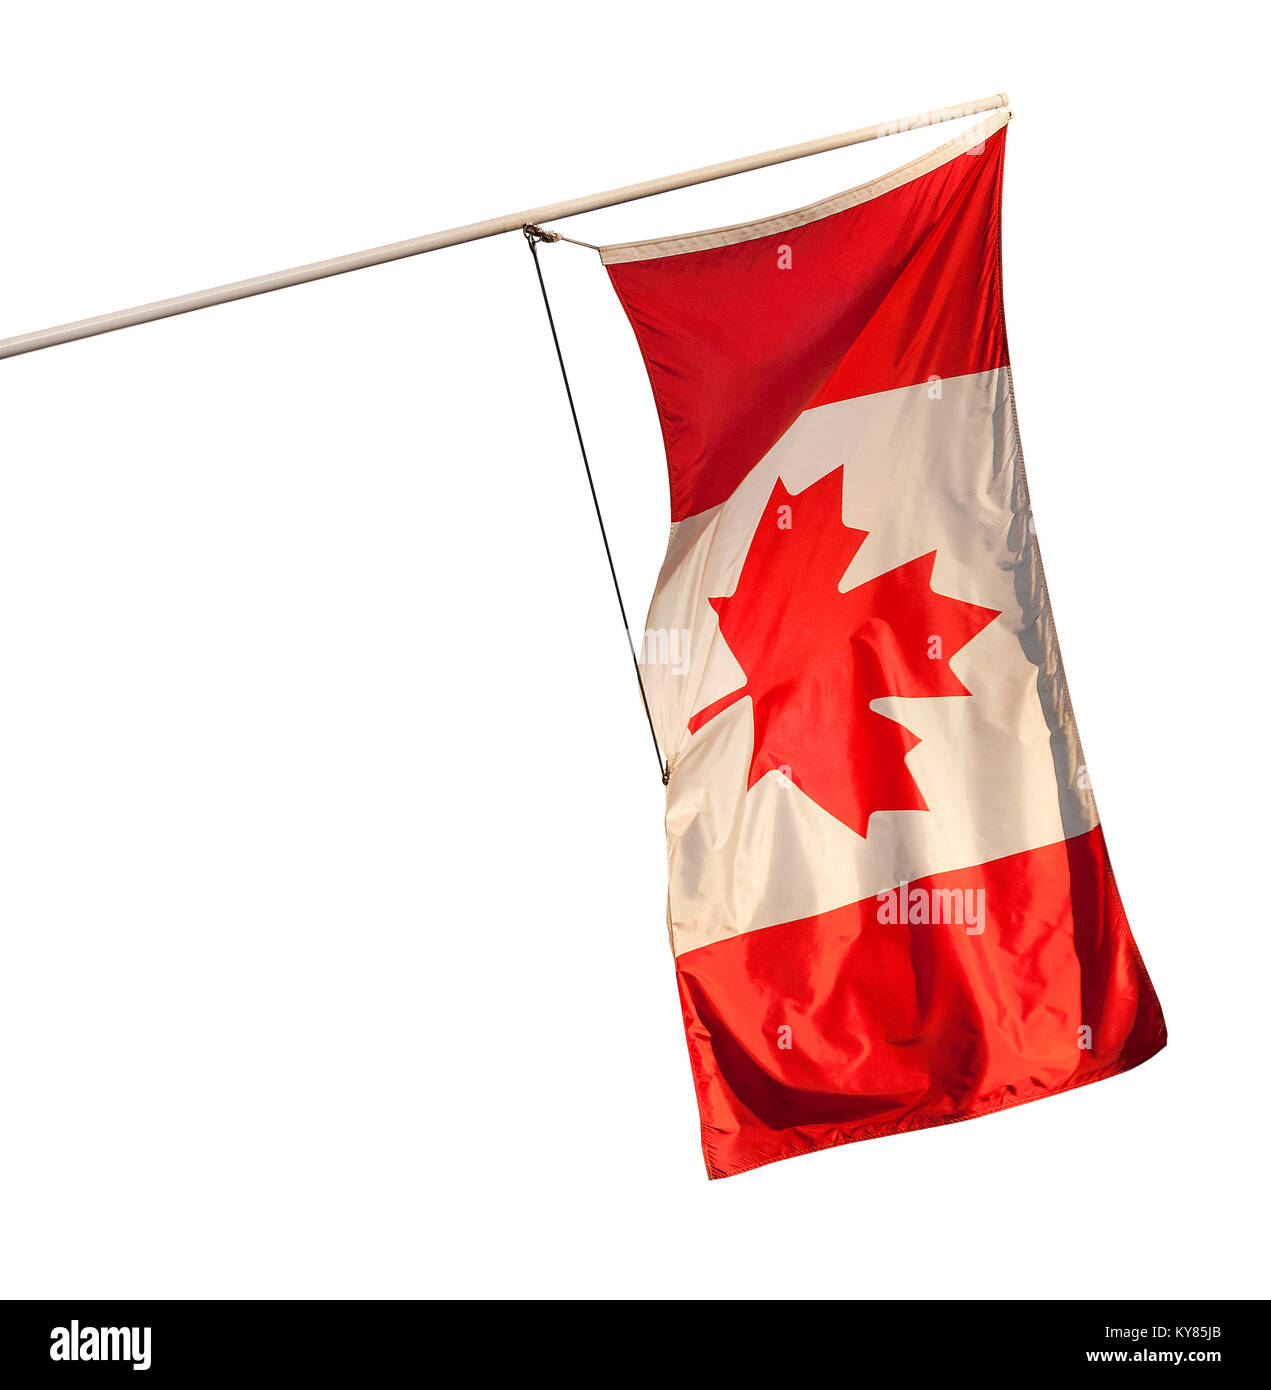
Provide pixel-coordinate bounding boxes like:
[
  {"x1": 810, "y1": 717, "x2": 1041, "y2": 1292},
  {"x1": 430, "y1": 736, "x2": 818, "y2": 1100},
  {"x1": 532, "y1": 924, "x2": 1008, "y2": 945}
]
[{"x1": 522, "y1": 224, "x2": 668, "y2": 785}]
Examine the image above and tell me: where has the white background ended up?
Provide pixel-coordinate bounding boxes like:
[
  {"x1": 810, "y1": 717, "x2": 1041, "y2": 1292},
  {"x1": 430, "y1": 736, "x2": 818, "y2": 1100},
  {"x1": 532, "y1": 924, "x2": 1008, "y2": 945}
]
[{"x1": 2, "y1": 3, "x2": 1266, "y2": 1299}]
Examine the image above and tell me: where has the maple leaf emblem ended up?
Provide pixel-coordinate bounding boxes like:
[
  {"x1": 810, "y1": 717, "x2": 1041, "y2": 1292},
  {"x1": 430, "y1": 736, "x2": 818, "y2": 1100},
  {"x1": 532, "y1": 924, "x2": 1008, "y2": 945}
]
[{"x1": 688, "y1": 466, "x2": 1000, "y2": 837}]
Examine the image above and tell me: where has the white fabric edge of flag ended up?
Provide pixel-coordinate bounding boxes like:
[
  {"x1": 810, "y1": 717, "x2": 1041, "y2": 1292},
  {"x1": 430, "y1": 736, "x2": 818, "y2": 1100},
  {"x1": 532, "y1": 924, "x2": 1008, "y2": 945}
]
[{"x1": 599, "y1": 108, "x2": 1012, "y2": 265}]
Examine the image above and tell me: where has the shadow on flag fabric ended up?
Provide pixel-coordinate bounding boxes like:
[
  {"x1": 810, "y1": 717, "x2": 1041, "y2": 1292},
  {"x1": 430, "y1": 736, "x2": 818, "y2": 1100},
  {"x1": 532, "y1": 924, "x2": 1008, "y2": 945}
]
[{"x1": 603, "y1": 110, "x2": 1166, "y2": 1179}]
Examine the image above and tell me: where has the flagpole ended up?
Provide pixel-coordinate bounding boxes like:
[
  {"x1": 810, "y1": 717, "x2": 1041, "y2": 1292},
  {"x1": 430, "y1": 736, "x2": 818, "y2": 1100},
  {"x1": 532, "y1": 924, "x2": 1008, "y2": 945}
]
[{"x1": 0, "y1": 93, "x2": 1007, "y2": 361}]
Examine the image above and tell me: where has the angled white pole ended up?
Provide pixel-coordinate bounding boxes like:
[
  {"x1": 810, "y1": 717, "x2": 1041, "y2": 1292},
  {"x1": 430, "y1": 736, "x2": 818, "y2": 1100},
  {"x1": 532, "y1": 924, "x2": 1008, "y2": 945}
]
[{"x1": 0, "y1": 93, "x2": 1008, "y2": 361}]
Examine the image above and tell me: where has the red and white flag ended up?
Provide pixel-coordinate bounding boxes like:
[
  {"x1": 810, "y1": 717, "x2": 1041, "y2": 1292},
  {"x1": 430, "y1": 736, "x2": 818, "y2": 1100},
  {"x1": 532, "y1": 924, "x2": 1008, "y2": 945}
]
[{"x1": 603, "y1": 111, "x2": 1166, "y2": 1178}]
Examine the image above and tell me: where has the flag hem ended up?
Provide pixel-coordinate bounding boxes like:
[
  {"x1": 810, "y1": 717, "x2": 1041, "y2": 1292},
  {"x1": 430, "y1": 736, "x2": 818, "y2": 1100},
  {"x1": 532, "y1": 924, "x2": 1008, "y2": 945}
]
[
  {"x1": 696, "y1": 1036, "x2": 1168, "y2": 1180},
  {"x1": 600, "y1": 108, "x2": 1011, "y2": 265}
]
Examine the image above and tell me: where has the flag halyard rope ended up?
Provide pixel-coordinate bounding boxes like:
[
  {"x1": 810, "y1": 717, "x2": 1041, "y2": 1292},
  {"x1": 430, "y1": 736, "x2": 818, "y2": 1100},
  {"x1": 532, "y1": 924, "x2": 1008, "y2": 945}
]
[{"x1": 522, "y1": 224, "x2": 668, "y2": 785}]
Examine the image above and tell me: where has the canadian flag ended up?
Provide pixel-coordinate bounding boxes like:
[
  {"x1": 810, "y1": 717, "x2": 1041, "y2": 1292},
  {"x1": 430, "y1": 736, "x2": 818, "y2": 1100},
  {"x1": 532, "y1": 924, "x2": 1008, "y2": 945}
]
[{"x1": 603, "y1": 111, "x2": 1166, "y2": 1178}]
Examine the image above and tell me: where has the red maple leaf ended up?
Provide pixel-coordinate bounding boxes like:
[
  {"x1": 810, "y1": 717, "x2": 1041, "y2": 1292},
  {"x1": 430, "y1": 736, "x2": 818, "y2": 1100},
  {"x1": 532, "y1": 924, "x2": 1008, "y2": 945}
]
[{"x1": 688, "y1": 466, "x2": 1000, "y2": 837}]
